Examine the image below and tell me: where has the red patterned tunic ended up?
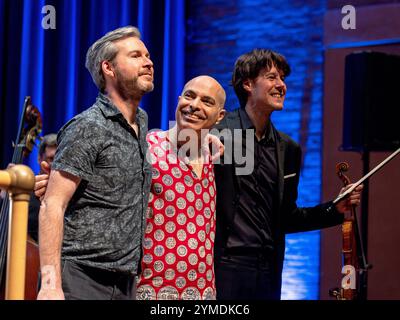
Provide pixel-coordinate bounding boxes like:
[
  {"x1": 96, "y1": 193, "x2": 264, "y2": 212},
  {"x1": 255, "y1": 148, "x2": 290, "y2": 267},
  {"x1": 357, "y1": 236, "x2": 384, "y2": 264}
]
[{"x1": 136, "y1": 130, "x2": 216, "y2": 300}]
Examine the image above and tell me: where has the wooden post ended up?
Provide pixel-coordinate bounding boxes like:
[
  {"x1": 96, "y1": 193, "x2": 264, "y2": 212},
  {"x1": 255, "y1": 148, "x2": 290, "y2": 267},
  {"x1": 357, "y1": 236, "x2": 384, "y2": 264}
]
[{"x1": 0, "y1": 165, "x2": 34, "y2": 300}]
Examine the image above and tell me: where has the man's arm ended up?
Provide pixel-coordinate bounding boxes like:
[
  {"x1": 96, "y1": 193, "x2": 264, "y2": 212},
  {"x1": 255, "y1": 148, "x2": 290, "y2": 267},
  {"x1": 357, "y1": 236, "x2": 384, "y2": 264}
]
[
  {"x1": 282, "y1": 142, "x2": 362, "y2": 233},
  {"x1": 37, "y1": 169, "x2": 80, "y2": 300}
]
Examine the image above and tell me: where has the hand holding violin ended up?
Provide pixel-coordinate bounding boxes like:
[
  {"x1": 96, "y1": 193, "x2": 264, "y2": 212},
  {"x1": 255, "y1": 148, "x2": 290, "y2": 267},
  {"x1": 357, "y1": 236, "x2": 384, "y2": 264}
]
[{"x1": 335, "y1": 184, "x2": 363, "y2": 214}]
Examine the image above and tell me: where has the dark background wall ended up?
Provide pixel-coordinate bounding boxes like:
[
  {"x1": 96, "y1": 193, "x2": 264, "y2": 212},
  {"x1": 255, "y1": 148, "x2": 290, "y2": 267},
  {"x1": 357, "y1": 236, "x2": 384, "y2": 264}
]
[{"x1": 321, "y1": 0, "x2": 400, "y2": 299}]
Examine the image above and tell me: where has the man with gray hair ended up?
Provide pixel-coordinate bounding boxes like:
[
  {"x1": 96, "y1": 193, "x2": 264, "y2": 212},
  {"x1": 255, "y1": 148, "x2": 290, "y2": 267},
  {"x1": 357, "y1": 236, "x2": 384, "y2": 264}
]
[{"x1": 36, "y1": 26, "x2": 153, "y2": 300}]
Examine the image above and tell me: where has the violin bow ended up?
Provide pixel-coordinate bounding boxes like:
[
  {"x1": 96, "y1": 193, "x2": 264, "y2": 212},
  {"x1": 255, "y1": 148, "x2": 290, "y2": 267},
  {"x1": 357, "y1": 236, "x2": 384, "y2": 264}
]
[{"x1": 333, "y1": 147, "x2": 400, "y2": 205}]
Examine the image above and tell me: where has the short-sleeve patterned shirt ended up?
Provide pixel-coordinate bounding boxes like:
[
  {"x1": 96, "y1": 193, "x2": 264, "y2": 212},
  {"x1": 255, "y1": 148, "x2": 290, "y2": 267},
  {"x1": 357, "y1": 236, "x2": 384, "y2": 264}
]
[
  {"x1": 52, "y1": 93, "x2": 152, "y2": 275},
  {"x1": 136, "y1": 130, "x2": 217, "y2": 300}
]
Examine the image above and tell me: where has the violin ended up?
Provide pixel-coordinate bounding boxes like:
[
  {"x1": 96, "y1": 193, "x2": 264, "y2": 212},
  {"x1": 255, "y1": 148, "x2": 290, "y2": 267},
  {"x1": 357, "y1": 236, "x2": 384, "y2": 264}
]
[
  {"x1": 0, "y1": 96, "x2": 42, "y2": 300},
  {"x1": 330, "y1": 162, "x2": 370, "y2": 300}
]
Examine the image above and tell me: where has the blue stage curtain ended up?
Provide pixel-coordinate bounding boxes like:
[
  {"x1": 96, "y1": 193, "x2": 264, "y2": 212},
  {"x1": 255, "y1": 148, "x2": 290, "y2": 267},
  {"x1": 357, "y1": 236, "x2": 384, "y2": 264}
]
[{"x1": 0, "y1": 0, "x2": 185, "y2": 173}]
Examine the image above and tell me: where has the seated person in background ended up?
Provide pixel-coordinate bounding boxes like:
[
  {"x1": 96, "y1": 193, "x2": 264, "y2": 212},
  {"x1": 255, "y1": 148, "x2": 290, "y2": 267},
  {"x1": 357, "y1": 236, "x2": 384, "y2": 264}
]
[
  {"x1": 28, "y1": 133, "x2": 57, "y2": 242},
  {"x1": 0, "y1": 133, "x2": 57, "y2": 243}
]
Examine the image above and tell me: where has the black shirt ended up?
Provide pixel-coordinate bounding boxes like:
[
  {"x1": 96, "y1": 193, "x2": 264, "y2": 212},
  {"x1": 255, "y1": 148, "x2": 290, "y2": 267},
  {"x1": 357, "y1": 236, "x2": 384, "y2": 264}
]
[
  {"x1": 52, "y1": 93, "x2": 152, "y2": 275},
  {"x1": 28, "y1": 193, "x2": 40, "y2": 242},
  {"x1": 226, "y1": 108, "x2": 278, "y2": 253}
]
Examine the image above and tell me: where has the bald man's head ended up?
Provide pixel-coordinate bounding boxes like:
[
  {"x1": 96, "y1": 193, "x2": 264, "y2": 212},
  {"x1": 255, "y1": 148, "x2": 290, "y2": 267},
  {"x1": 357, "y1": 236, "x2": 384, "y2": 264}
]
[
  {"x1": 182, "y1": 75, "x2": 226, "y2": 110},
  {"x1": 176, "y1": 75, "x2": 226, "y2": 132}
]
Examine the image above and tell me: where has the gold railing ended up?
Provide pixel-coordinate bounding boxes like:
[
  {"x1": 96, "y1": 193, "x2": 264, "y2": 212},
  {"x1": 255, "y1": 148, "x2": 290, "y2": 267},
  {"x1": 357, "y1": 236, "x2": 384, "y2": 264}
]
[{"x1": 0, "y1": 165, "x2": 34, "y2": 300}]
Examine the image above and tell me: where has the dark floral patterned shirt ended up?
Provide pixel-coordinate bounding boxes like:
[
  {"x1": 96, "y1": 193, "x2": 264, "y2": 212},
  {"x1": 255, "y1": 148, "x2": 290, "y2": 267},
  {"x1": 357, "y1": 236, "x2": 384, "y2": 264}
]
[{"x1": 52, "y1": 93, "x2": 151, "y2": 275}]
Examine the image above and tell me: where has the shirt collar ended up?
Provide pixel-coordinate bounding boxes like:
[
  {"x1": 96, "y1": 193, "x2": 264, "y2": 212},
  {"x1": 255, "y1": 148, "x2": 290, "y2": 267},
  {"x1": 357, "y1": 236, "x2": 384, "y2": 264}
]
[
  {"x1": 97, "y1": 92, "x2": 122, "y2": 118},
  {"x1": 96, "y1": 92, "x2": 146, "y2": 126},
  {"x1": 239, "y1": 108, "x2": 275, "y2": 143}
]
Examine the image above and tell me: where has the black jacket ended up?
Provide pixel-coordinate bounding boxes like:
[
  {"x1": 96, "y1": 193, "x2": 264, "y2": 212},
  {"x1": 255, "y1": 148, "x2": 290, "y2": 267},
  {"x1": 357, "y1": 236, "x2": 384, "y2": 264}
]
[{"x1": 213, "y1": 108, "x2": 344, "y2": 297}]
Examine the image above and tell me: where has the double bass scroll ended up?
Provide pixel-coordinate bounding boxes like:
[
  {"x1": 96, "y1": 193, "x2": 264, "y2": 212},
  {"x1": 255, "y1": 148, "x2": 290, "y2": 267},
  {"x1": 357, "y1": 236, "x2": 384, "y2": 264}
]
[{"x1": 0, "y1": 96, "x2": 42, "y2": 300}]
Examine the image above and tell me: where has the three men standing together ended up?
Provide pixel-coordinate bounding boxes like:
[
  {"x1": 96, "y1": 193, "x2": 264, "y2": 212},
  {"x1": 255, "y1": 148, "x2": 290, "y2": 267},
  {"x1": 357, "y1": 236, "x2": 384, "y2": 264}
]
[{"x1": 34, "y1": 26, "x2": 362, "y2": 300}]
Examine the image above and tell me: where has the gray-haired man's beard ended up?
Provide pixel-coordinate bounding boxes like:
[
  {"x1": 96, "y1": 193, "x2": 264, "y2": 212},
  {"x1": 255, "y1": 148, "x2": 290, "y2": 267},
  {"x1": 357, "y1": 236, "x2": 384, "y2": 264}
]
[
  {"x1": 116, "y1": 73, "x2": 154, "y2": 99},
  {"x1": 139, "y1": 80, "x2": 154, "y2": 93}
]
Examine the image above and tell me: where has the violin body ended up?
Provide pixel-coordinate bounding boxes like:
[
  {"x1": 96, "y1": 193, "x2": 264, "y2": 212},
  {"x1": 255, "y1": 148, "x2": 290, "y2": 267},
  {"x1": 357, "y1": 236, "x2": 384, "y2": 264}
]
[
  {"x1": 340, "y1": 219, "x2": 358, "y2": 300},
  {"x1": 330, "y1": 162, "x2": 370, "y2": 300}
]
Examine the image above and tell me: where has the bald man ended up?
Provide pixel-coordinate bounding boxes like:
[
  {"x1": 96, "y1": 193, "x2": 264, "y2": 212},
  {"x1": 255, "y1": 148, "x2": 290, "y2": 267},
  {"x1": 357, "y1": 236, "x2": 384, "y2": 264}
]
[{"x1": 136, "y1": 76, "x2": 226, "y2": 300}]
